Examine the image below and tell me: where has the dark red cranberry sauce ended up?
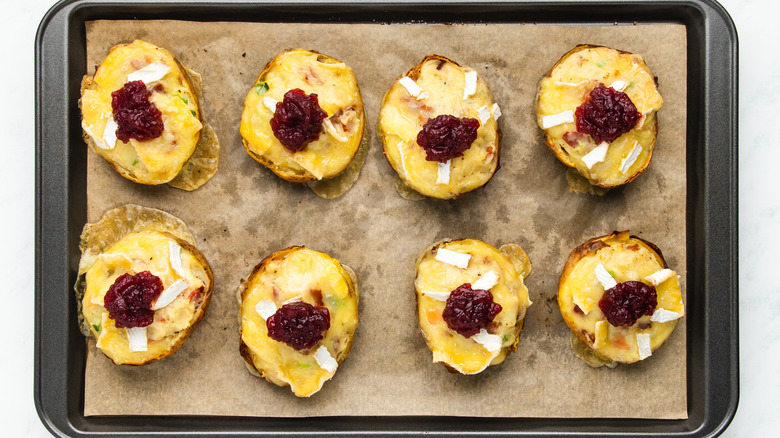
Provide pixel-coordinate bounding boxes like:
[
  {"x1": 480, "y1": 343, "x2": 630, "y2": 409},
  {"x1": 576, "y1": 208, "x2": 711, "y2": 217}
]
[
  {"x1": 442, "y1": 284, "x2": 502, "y2": 338},
  {"x1": 416, "y1": 114, "x2": 480, "y2": 163},
  {"x1": 575, "y1": 84, "x2": 641, "y2": 144},
  {"x1": 598, "y1": 281, "x2": 657, "y2": 327},
  {"x1": 111, "y1": 81, "x2": 165, "y2": 142},
  {"x1": 269, "y1": 88, "x2": 328, "y2": 153},
  {"x1": 104, "y1": 271, "x2": 163, "y2": 328},
  {"x1": 266, "y1": 301, "x2": 331, "y2": 351}
]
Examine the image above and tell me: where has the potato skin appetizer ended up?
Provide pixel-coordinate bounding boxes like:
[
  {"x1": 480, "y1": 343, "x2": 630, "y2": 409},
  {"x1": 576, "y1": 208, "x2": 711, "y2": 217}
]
[
  {"x1": 80, "y1": 40, "x2": 218, "y2": 189},
  {"x1": 75, "y1": 205, "x2": 213, "y2": 366},
  {"x1": 414, "y1": 239, "x2": 531, "y2": 374},
  {"x1": 558, "y1": 231, "x2": 684, "y2": 365},
  {"x1": 239, "y1": 246, "x2": 359, "y2": 397},
  {"x1": 240, "y1": 49, "x2": 365, "y2": 183},
  {"x1": 378, "y1": 55, "x2": 501, "y2": 199},
  {"x1": 536, "y1": 45, "x2": 663, "y2": 188}
]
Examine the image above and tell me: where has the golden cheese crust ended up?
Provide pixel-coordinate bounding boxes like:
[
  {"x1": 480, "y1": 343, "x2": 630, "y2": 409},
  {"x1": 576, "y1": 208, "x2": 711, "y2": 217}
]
[
  {"x1": 557, "y1": 231, "x2": 684, "y2": 364},
  {"x1": 240, "y1": 49, "x2": 365, "y2": 183},
  {"x1": 75, "y1": 205, "x2": 213, "y2": 366},
  {"x1": 414, "y1": 239, "x2": 531, "y2": 374},
  {"x1": 239, "y1": 246, "x2": 359, "y2": 397},
  {"x1": 536, "y1": 45, "x2": 663, "y2": 188},
  {"x1": 378, "y1": 55, "x2": 501, "y2": 199},
  {"x1": 80, "y1": 40, "x2": 218, "y2": 189}
]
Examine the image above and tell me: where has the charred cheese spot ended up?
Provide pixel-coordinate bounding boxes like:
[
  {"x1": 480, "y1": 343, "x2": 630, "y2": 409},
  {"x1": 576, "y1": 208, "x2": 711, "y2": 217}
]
[
  {"x1": 240, "y1": 246, "x2": 358, "y2": 397},
  {"x1": 80, "y1": 40, "x2": 203, "y2": 185},
  {"x1": 379, "y1": 55, "x2": 501, "y2": 199},
  {"x1": 240, "y1": 49, "x2": 365, "y2": 182},
  {"x1": 536, "y1": 45, "x2": 663, "y2": 188},
  {"x1": 414, "y1": 239, "x2": 531, "y2": 374},
  {"x1": 558, "y1": 231, "x2": 683, "y2": 364}
]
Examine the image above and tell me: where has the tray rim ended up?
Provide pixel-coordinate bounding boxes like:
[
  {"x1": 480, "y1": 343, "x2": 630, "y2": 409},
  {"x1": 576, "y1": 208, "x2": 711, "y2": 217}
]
[{"x1": 34, "y1": 0, "x2": 739, "y2": 436}]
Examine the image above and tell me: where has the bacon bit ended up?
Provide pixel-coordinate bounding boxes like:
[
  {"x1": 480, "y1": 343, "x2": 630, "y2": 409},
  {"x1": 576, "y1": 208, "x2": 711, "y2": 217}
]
[
  {"x1": 638, "y1": 321, "x2": 651, "y2": 330},
  {"x1": 485, "y1": 144, "x2": 495, "y2": 161},
  {"x1": 310, "y1": 289, "x2": 324, "y2": 306},
  {"x1": 573, "y1": 305, "x2": 584, "y2": 315},
  {"x1": 298, "y1": 65, "x2": 324, "y2": 86},
  {"x1": 577, "y1": 57, "x2": 589, "y2": 67},
  {"x1": 130, "y1": 57, "x2": 152, "y2": 70},
  {"x1": 626, "y1": 244, "x2": 640, "y2": 251},
  {"x1": 487, "y1": 321, "x2": 500, "y2": 334},
  {"x1": 579, "y1": 329, "x2": 594, "y2": 343},
  {"x1": 272, "y1": 285, "x2": 281, "y2": 300},
  {"x1": 437, "y1": 60, "x2": 446, "y2": 70},
  {"x1": 563, "y1": 131, "x2": 592, "y2": 148},
  {"x1": 152, "y1": 84, "x2": 165, "y2": 93},
  {"x1": 426, "y1": 308, "x2": 443, "y2": 325},
  {"x1": 612, "y1": 333, "x2": 630, "y2": 350},
  {"x1": 188, "y1": 286, "x2": 203, "y2": 302}
]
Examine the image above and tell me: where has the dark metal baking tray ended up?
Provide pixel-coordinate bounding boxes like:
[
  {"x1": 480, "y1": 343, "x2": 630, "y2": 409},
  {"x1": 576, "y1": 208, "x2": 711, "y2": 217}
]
[{"x1": 34, "y1": 0, "x2": 738, "y2": 436}]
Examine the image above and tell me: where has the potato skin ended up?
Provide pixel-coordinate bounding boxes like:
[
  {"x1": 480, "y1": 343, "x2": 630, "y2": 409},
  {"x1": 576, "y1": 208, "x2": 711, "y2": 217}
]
[
  {"x1": 536, "y1": 45, "x2": 662, "y2": 188},
  {"x1": 378, "y1": 55, "x2": 501, "y2": 199},
  {"x1": 558, "y1": 231, "x2": 683, "y2": 364}
]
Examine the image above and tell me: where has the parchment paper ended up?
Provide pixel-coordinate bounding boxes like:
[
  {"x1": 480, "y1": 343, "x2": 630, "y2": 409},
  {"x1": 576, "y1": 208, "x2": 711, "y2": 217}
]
[{"x1": 83, "y1": 20, "x2": 687, "y2": 419}]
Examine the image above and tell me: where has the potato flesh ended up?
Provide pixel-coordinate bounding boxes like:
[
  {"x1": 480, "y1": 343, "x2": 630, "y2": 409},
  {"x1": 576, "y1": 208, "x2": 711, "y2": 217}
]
[
  {"x1": 240, "y1": 49, "x2": 364, "y2": 180},
  {"x1": 415, "y1": 240, "x2": 531, "y2": 374},
  {"x1": 537, "y1": 46, "x2": 663, "y2": 187},
  {"x1": 82, "y1": 230, "x2": 209, "y2": 365},
  {"x1": 81, "y1": 40, "x2": 202, "y2": 184},
  {"x1": 240, "y1": 248, "x2": 358, "y2": 397},
  {"x1": 558, "y1": 234, "x2": 683, "y2": 363},
  {"x1": 379, "y1": 58, "x2": 499, "y2": 199}
]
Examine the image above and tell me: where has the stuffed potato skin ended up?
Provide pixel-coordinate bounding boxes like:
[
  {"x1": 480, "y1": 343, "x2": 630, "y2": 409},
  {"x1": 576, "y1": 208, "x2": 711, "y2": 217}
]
[
  {"x1": 239, "y1": 246, "x2": 359, "y2": 397},
  {"x1": 80, "y1": 40, "x2": 205, "y2": 186},
  {"x1": 558, "y1": 231, "x2": 684, "y2": 364},
  {"x1": 378, "y1": 55, "x2": 501, "y2": 199},
  {"x1": 536, "y1": 45, "x2": 663, "y2": 188},
  {"x1": 414, "y1": 239, "x2": 531, "y2": 374},
  {"x1": 76, "y1": 205, "x2": 213, "y2": 366},
  {"x1": 240, "y1": 49, "x2": 365, "y2": 182}
]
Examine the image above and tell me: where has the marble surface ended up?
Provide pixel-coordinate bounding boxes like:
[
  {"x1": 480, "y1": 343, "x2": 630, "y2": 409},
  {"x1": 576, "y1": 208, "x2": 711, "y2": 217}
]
[{"x1": 3, "y1": 0, "x2": 776, "y2": 436}]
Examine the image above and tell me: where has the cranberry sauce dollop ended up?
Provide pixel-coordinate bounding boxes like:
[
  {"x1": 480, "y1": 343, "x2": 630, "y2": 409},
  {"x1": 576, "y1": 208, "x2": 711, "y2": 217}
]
[
  {"x1": 103, "y1": 271, "x2": 164, "y2": 328},
  {"x1": 598, "y1": 281, "x2": 657, "y2": 327},
  {"x1": 266, "y1": 301, "x2": 331, "y2": 351},
  {"x1": 442, "y1": 284, "x2": 502, "y2": 338},
  {"x1": 575, "y1": 84, "x2": 641, "y2": 144},
  {"x1": 270, "y1": 88, "x2": 328, "y2": 153},
  {"x1": 416, "y1": 114, "x2": 480, "y2": 163},
  {"x1": 111, "y1": 80, "x2": 165, "y2": 142}
]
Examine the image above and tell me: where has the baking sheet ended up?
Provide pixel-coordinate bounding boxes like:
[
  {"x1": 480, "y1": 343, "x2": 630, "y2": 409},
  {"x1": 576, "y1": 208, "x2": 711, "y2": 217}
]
[{"x1": 83, "y1": 20, "x2": 687, "y2": 418}]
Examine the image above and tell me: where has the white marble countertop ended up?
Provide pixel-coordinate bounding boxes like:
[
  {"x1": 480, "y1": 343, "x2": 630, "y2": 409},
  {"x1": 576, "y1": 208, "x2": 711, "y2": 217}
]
[{"x1": 3, "y1": 0, "x2": 775, "y2": 436}]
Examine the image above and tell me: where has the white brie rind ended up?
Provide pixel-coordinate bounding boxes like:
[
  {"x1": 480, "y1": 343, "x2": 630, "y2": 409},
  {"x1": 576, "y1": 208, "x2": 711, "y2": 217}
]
[
  {"x1": 619, "y1": 143, "x2": 643, "y2": 174},
  {"x1": 463, "y1": 70, "x2": 478, "y2": 99},
  {"x1": 417, "y1": 91, "x2": 430, "y2": 101},
  {"x1": 323, "y1": 118, "x2": 348, "y2": 142},
  {"x1": 645, "y1": 268, "x2": 676, "y2": 286},
  {"x1": 435, "y1": 248, "x2": 471, "y2": 269},
  {"x1": 472, "y1": 328, "x2": 502, "y2": 352},
  {"x1": 581, "y1": 142, "x2": 610, "y2": 169},
  {"x1": 471, "y1": 270, "x2": 499, "y2": 291},
  {"x1": 436, "y1": 160, "x2": 451, "y2": 185},
  {"x1": 263, "y1": 96, "x2": 279, "y2": 113},
  {"x1": 399, "y1": 76, "x2": 423, "y2": 97},
  {"x1": 650, "y1": 307, "x2": 683, "y2": 323},
  {"x1": 421, "y1": 290, "x2": 450, "y2": 301},
  {"x1": 153, "y1": 279, "x2": 189, "y2": 310},
  {"x1": 542, "y1": 110, "x2": 575, "y2": 129},
  {"x1": 609, "y1": 80, "x2": 629, "y2": 92},
  {"x1": 127, "y1": 62, "x2": 171, "y2": 84},
  {"x1": 477, "y1": 105, "x2": 491, "y2": 125},
  {"x1": 594, "y1": 264, "x2": 617, "y2": 290},
  {"x1": 255, "y1": 300, "x2": 278, "y2": 320},
  {"x1": 103, "y1": 118, "x2": 118, "y2": 149},
  {"x1": 126, "y1": 327, "x2": 148, "y2": 352},
  {"x1": 314, "y1": 345, "x2": 338, "y2": 372},
  {"x1": 82, "y1": 121, "x2": 110, "y2": 150},
  {"x1": 636, "y1": 333, "x2": 652, "y2": 360},
  {"x1": 168, "y1": 241, "x2": 186, "y2": 278},
  {"x1": 491, "y1": 103, "x2": 502, "y2": 120}
]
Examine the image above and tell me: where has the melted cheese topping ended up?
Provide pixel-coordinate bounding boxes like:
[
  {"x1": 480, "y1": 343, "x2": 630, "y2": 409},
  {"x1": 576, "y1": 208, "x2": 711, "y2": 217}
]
[
  {"x1": 240, "y1": 247, "x2": 358, "y2": 397},
  {"x1": 379, "y1": 57, "x2": 500, "y2": 199},
  {"x1": 80, "y1": 40, "x2": 202, "y2": 185},
  {"x1": 558, "y1": 233, "x2": 683, "y2": 363},
  {"x1": 240, "y1": 49, "x2": 365, "y2": 181},
  {"x1": 537, "y1": 46, "x2": 663, "y2": 187},
  {"x1": 415, "y1": 239, "x2": 531, "y2": 374},
  {"x1": 82, "y1": 230, "x2": 209, "y2": 365}
]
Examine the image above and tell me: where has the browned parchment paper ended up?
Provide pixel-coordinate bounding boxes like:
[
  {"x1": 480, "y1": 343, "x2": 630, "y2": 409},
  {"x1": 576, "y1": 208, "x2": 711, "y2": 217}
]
[{"x1": 83, "y1": 20, "x2": 687, "y2": 419}]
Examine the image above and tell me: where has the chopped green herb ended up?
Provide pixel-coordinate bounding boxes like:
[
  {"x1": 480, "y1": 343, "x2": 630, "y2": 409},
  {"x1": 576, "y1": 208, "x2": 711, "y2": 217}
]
[
  {"x1": 503, "y1": 335, "x2": 510, "y2": 343},
  {"x1": 608, "y1": 270, "x2": 617, "y2": 278},
  {"x1": 297, "y1": 362, "x2": 312, "y2": 369},
  {"x1": 92, "y1": 323, "x2": 101, "y2": 333},
  {"x1": 596, "y1": 60, "x2": 607, "y2": 68},
  {"x1": 131, "y1": 159, "x2": 139, "y2": 166},
  {"x1": 190, "y1": 110, "x2": 197, "y2": 117},
  {"x1": 324, "y1": 295, "x2": 342, "y2": 310},
  {"x1": 171, "y1": 93, "x2": 188, "y2": 104},
  {"x1": 254, "y1": 81, "x2": 269, "y2": 95}
]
